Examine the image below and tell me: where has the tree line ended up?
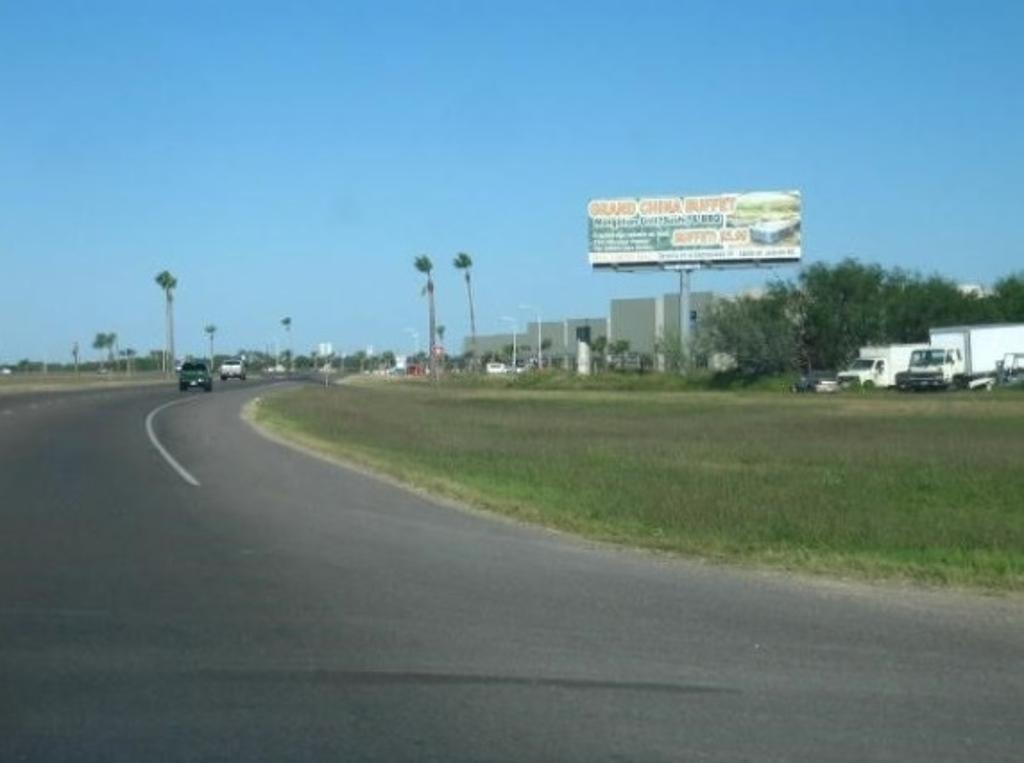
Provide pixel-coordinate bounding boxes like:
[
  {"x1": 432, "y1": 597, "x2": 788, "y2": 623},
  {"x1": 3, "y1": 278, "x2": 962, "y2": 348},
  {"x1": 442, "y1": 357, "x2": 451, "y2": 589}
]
[{"x1": 698, "y1": 259, "x2": 1024, "y2": 375}]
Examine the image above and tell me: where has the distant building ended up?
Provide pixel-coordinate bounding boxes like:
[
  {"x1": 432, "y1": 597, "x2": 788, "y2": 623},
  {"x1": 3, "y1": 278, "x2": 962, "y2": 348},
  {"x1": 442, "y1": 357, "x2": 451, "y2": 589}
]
[
  {"x1": 464, "y1": 333, "x2": 516, "y2": 357},
  {"x1": 957, "y1": 283, "x2": 989, "y2": 298},
  {"x1": 464, "y1": 317, "x2": 608, "y2": 367},
  {"x1": 522, "y1": 318, "x2": 608, "y2": 364},
  {"x1": 609, "y1": 292, "x2": 715, "y2": 355},
  {"x1": 459, "y1": 293, "x2": 718, "y2": 369}
]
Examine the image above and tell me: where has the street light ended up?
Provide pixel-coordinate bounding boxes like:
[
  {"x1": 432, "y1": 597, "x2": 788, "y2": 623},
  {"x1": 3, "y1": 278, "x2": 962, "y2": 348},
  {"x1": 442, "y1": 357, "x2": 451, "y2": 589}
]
[
  {"x1": 500, "y1": 316, "x2": 518, "y2": 370},
  {"x1": 518, "y1": 304, "x2": 542, "y2": 369}
]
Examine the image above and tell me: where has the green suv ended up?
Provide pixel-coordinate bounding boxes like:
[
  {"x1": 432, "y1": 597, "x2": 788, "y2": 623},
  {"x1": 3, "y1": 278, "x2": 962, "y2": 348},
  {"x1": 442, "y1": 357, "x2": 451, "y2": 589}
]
[{"x1": 178, "y1": 361, "x2": 213, "y2": 392}]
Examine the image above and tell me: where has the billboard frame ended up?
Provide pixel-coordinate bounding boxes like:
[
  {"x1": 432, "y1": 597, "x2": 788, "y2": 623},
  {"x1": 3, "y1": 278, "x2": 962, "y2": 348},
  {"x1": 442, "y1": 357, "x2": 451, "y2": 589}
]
[
  {"x1": 589, "y1": 190, "x2": 803, "y2": 372},
  {"x1": 587, "y1": 190, "x2": 802, "y2": 271}
]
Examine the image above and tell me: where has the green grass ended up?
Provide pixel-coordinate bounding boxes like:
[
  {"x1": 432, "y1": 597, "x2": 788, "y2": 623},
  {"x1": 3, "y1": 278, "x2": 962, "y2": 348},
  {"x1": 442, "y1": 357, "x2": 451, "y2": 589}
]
[
  {"x1": 253, "y1": 381, "x2": 1024, "y2": 590},
  {"x1": 441, "y1": 369, "x2": 795, "y2": 392}
]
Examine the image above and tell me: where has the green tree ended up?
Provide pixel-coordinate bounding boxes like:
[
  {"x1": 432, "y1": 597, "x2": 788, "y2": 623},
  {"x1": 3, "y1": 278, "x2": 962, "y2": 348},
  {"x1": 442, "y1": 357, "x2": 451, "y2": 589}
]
[
  {"x1": 798, "y1": 259, "x2": 887, "y2": 370},
  {"x1": 879, "y1": 271, "x2": 972, "y2": 343},
  {"x1": 414, "y1": 255, "x2": 438, "y2": 380},
  {"x1": 154, "y1": 270, "x2": 177, "y2": 374},
  {"x1": 453, "y1": 252, "x2": 477, "y2": 366},
  {"x1": 699, "y1": 289, "x2": 798, "y2": 375},
  {"x1": 991, "y1": 274, "x2": 1024, "y2": 321},
  {"x1": 92, "y1": 332, "x2": 117, "y2": 369}
]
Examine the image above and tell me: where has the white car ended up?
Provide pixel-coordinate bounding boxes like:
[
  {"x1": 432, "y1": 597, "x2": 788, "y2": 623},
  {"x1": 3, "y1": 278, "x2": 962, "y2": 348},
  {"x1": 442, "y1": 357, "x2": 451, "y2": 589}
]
[{"x1": 485, "y1": 362, "x2": 509, "y2": 375}]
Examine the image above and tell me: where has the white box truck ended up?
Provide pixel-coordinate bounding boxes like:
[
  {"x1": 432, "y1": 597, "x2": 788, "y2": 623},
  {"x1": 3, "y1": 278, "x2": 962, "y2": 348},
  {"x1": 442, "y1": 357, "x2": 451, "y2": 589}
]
[
  {"x1": 900, "y1": 323, "x2": 1024, "y2": 390},
  {"x1": 837, "y1": 344, "x2": 928, "y2": 388}
]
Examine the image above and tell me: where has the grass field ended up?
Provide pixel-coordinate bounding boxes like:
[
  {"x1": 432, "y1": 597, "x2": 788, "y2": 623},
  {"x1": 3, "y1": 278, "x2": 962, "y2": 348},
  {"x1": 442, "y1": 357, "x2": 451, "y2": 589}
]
[
  {"x1": 0, "y1": 371, "x2": 169, "y2": 395},
  {"x1": 253, "y1": 380, "x2": 1024, "y2": 590}
]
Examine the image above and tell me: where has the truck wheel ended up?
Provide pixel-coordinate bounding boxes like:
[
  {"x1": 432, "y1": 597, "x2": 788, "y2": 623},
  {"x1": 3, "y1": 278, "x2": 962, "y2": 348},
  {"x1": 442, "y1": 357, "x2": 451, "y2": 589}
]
[
  {"x1": 179, "y1": 384, "x2": 187, "y2": 392},
  {"x1": 863, "y1": 380, "x2": 875, "y2": 389}
]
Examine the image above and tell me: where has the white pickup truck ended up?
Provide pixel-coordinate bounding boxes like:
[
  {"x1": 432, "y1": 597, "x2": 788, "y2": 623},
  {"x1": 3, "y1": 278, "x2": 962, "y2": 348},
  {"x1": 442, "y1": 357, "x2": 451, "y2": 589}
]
[{"x1": 219, "y1": 357, "x2": 247, "y2": 381}]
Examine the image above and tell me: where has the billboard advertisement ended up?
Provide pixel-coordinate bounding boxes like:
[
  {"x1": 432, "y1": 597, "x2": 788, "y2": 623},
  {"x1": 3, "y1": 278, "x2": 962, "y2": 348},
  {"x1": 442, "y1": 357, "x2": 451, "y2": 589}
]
[{"x1": 588, "y1": 190, "x2": 801, "y2": 268}]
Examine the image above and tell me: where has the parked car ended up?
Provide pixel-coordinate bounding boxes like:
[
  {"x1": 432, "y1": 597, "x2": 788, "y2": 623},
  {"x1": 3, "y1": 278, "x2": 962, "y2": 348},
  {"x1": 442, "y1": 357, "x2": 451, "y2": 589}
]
[
  {"x1": 178, "y1": 361, "x2": 213, "y2": 392},
  {"x1": 485, "y1": 362, "x2": 509, "y2": 375},
  {"x1": 791, "y1": 371, "x2": 839, "y2": 393}
]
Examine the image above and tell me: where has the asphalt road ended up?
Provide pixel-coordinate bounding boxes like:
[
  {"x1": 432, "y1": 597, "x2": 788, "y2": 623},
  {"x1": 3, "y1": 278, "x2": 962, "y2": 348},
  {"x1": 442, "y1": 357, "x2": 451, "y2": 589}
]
[{"x1": 1, "y1": 380, "x2": 1021, "y2": 761}]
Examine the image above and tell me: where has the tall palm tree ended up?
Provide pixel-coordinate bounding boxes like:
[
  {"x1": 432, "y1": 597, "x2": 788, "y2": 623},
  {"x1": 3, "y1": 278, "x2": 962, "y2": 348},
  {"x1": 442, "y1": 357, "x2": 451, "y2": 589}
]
[
  {"x1": 155, "y1": 270, "x2": 177, "y2": 374},
  {"x1": 281, "y1": 316, "x2": 292, "y2": 373},
  {"x1": 205, "y1": 324, "x2": 217, "y2": 368},
  {"x1": 414, "y1": 255, "x2": 438, "y2": 380},
  {"x1": 453, "y1": 252, "x2": 477, "y2": 367}
]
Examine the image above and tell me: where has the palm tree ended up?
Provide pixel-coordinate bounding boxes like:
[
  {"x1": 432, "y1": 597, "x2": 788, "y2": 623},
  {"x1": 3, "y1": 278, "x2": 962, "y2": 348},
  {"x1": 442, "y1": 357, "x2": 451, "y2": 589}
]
[
  {"x1": 453, "y1": 252, "x2": 477, "y2": 367},
  {"x1": 205, "y1": 324, "x2": 217, "y2": 368},
  {"x1": 92, "y1": 333, "x2": 107, "y2": 369},
  {"x1": 92, "y1": 332, "x2": 116, "y2": 370},
  {"x1": 414, "y1": 255, "x2": 438, "y2": 380},
  {"x1": 281, "y1": 317, "x2": 292, "y2": 373},
  {"x1": 155, "y1": 270, "x2": 178, "y2": 375}
]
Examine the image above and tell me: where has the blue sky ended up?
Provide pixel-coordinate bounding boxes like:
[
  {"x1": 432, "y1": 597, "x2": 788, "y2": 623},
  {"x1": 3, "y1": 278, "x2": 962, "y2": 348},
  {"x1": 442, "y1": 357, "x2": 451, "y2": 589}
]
[{"x1": 2, "y1": 0, "x2": 1022, "y2": 362}]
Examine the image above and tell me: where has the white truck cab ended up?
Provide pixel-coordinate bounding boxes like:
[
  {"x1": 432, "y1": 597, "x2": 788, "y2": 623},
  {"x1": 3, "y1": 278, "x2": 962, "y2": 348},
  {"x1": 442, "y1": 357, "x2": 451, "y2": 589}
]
[
  {"x1": 901, "y1": 347, "x2": 964, "y2": 390},
  {"x1": 837, "y1": 344, "x2": 927, "y2": 388}
]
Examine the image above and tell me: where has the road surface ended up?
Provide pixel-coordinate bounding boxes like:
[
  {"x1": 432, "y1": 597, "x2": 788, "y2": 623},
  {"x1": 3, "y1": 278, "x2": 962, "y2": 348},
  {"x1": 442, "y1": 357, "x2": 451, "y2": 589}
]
[{"x1": 1, "y1": 381, "x2": 1021, "y2": 761}]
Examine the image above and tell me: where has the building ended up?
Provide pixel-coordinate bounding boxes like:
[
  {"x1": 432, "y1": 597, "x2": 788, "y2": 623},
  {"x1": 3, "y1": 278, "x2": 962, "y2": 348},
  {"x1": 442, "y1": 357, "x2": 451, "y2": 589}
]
[
  {"x1": 609, "y1": 292, "x2": 714, "y2": 355},
  {"x1": 463, "y1": 317, "x2": 607, "y2": 367},
  {"x1": 459, "y1": 292, "x2": 717, "y2": 368},
  {"x1": 463, "y1": 333, "x2": 516, "y2": 358}
]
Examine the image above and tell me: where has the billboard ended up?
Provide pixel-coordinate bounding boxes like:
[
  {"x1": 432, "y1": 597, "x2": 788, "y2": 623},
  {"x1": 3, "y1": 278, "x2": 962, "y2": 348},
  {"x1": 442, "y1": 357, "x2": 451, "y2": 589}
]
[{"x1": 588, "y1": 190, "x2": 801, "y2": 268}]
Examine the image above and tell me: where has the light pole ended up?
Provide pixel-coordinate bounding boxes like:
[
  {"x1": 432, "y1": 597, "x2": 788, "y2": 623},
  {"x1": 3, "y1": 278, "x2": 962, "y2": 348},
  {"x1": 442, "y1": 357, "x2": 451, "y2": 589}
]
[
  {"x1": 500, "y1": 316, "x2": 518, "y2": 370},
  {"x1": 518, "y1": 304, "x2": 542, "y2": 369}
]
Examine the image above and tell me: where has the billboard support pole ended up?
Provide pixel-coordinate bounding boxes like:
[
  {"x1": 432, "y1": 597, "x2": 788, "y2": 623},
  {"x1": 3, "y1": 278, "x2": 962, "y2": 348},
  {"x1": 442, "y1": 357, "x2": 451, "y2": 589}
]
[
  {"x1": 680, "y1": 267, "x2": 692, "y2": 374},
  {"x1": 666, "y1": 265, "x2": 695, "y2": 374}
]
